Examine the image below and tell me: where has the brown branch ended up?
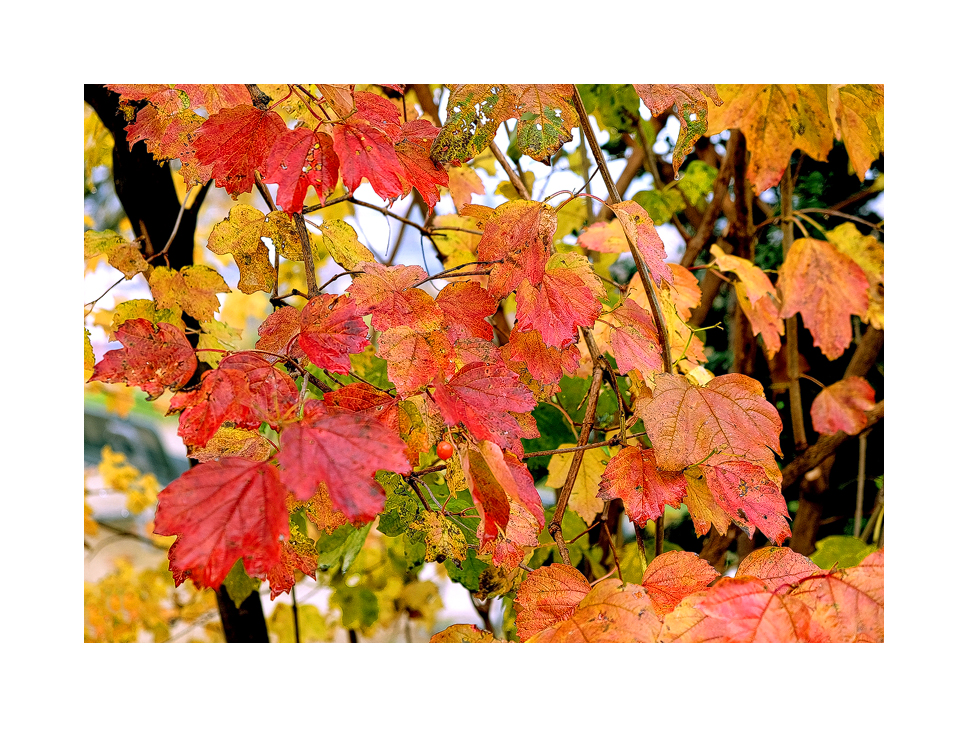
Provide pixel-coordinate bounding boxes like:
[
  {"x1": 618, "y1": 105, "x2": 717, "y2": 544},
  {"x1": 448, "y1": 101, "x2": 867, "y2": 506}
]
[
  {"x1": 489, "y1": 140, "x2": 530, "y2": 200},
  {"x1": 782, "y1": 401, "x2": 884, "y2": 489},
  {"x1": 293, "y1": 213, "x2": 319, "y2": 297},
  {"x1": 412, "y1": 84, "x2": 441, "y2": 125},
  {"x1": 246, "y1": 84, "x2": 271, "y2": 110},
  {"x1": 679, "y1": 131, "x2": 738, "y2": 267},
  {"x1": 845, "y1": 326, "x2": 884, "y2": 378},
  {"x1": 301, "y1": 193, "x2": 353, "y2": 215},
  {"x1": 572, "y1": 86, "x2": 672, "y2": 374},
  {"x1": 781, "y1": 165, "x2": 808, "y2": 453}
]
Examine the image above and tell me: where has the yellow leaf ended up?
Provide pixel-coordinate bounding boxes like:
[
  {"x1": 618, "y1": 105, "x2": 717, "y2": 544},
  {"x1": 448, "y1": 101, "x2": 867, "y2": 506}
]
[
  {"x1": 207, "y1": 204, "x2": 275, "y2": 294},
  {"x1": 262, "y1": 211, "x2": 304, "y2": 261},
  {"x1": 408, "y1": 511, "x2": 468, "y2": 563},
  {"x1": 189, "y1": 427, "x2": 275, "y2": 463},
  {"x1": 106, "y1": 299, "x2": 183, "y2": 341},
  {"x1": 84, "y1": 230, "x2": 149, "y2": 280},
  {"x1": 318, "y1": 219, "x2": 375, "y2": 270},
  {"x1": 399, "y1": 581, "x2": 444, "y2": 631},
  {"x1": 218, "y1": 289, "x2": 272, "y2": 332},
  {"x1": 554, "y1": 197, "x2": 588, "y2": 244},
  {"x1": 825, "y1": 222, "x2": 883, "y2": 329},
  {"x1": 496, "y1": 170, "x2": 534, "y2": 201},
  {"x1": 547, "y1": 443, "x2": 613, "y2": 525},
  {"x1": 84, "y1": 328, "x2": 95, "y2": 381},
  {"x1": 828, "y1": 84, "x2": 884, "y2": 181}
]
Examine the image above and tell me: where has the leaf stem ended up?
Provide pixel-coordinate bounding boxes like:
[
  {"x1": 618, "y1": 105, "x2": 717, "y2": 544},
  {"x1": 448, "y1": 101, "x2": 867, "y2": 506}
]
[{"x1": 489, "y1": 140, "x2": 530, "y2": 200}]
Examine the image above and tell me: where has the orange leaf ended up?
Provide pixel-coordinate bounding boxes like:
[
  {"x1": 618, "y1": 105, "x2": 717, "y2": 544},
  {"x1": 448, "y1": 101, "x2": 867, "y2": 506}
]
[
  {"x1": 790, "y1": 549, "x2": 883, "y2": 642},
  {"x1": 514, "y1": 563, "x2": 590, "y2": 640},
  {"x1": 640, "y1": 551, "x2": 719, "y2": 616},
  {"x1": 810, "y1": 376, "x2": 876, "y2": 436},
  {"x1": 735, "y1": 546, "x2": 824, "y2": 591},
  {"x1": 429, "y1": 624, "x2": 501, "y2": 643},
  {"x1": 597, "y1": 446, "x2": 687, "y2": 527},
  {"x1": 608, "y1": 200, "x2": 673, "y2": 286},
  {"x1": 527, "y1": 579, "x2": 661, "y2": 643},
  {"x1": 777, "y1": 237, "x2": 870, "y2": 360}
]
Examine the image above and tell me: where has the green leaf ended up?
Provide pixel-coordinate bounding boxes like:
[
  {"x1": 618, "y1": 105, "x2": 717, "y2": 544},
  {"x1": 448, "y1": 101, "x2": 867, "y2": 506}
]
[
  {"x1": 577, "y1": 84, "x2": 641, "y2": 133},
  {"x1": 632, "y1": 189, "x2": 685, "y2": 225},
  {"x1": 809, "y1": 535, "x2": 877, "y2": 570},
  {"x1": 332, "y1": 584, "x2": 379, "y2": 629},
  {"x1": 316, "y1": 522, "x2": 372, "y2": 572},
  {"x1": 676, "y1": 160, "x2": 718, "y2": 206},
  {"x1": 445, "y1": 554, "x2": 489, "y2": 591},
  {"x1": 222, "y1": 559, "x2": 260, "y2": 608},
  {"x1": 522, "y1": 402, "x2": 576, "y2": 470},
  {"x1": 376, "y1": 475, "x2": 420, "y2": 538},
  {"x1": 554, "y1": 197, "x2": 588, "y2": 244}
]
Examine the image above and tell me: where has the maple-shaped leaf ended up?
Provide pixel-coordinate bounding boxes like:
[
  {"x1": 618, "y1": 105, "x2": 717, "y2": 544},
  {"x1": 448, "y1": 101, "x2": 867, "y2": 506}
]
[
  {"x1": 298, "y1": 294, "x2": 370, "y2": 375},
  {"x1": 516, "y1": 252, "x2": 605, "y2": 348},
  {"x1": 348, "y1": 262, "x2": 440, "y2": 331},
  {"x1": 502, "y1": 328, "x2": 580, "y2": 386},
  {"x1": 263, "y1": 127, "x2": 340, "y2": 214},
  {"x1": 633, "y1": 84, "x2": 723, "y2": 176},
  {"x1": 459, "y1": 441, "x2": 544, "y2": 544},
  {"x1": 395, "y1": 119, "x2": 449, "y2": 207},
  {"x1": 266, "y1": 525, "x2": 319, "y2": 599},
  {"x1": 429, "y1": 624, "x2": 501, "y2": 643},
  {"x1": 790, "y1": 549, "x2": 883, "y2": 642},
  {"x1": 577, "y1": 219, "x2": 627, "y2": 254},
  {"x1": 188, "y1": 426, "x2": 276, "y2": 464},
  {"x1": 607, "y1": 200, "x2": 673, "y2": 286},
  {"x1": 83, "y1": 230, "x2": 149, "y2": 280},
  {"x1": 193, "y1": 104, "x2": 288, "y2": 197},
  {"x1": 255, "y1": 306, "x2": 304, "y2": 360},
  {"x1": 125, "y1": 104, "x2": 210, "y2": 186},
  {"x1": 220, "y1": 352, "x2": 300, "y2": 428},
  {"x1": 641, "y1": 551, "x2": 719, "y2": 617},
  {"x1": 432, "y1": 363, "x2": 537, "y2": 457},
  {"x1": 277, "y1": 410, "x2": 411, "y2": 523},
  {"x1": 207, "y1": 205, "x2": 276, "y2": 294},
  {"x1": 737, "y1": 287, "x2": 784, "y2": 358},
  {"x1": 826, "y1": 222, "x2": 884, "y2": 329},
  {"x1": 735, "y1": 546, "x2": 824, "y2": 592},
  {"x1": 175, "y1": 84, "x2": 252, "y2": 114},
  {"x1": 692, "y1": 460, "x2": 791, "y2": 544},
  {"x1": 89, "y1": 319, "x2": 197, "y2": 399},
  {"x1": 514, "y1": 563, "x2": 591, "y2": 641},
  {"x1": 810, "y1": 377, "x2": 876, "y2": 436},
  {"x1": 318, "y1": 219, "x2": 376, "y2": 270},
  {"x1": 332, "y1": 92, "x2": 405, "y2": 201},
  {"x1": 435, "y1": 281, "x2": 497, "y2": 343},
  {"x1": 707, "y1": 85, "x2": 833, "y2": 194},
  {"x1": 463, "y1": 200, "x2": 557, "y2": 297},
  {"x1": 603, "y1": 298, "x2": 663, "y2": 377},
  {"x1": 318, "y1": 382, "x2": 398, "y2": 426},
  {"x1": 598, "y1": 446, "x2": 688, "y2": 527},
  {"x1": 527, "y1": 579, "x2": 661, "y2": 643},
  {"x1": 829, "y1": 84, "x2": 884, "y2": 181},
  {"x1": 546, "y1": 444, "x2": 611, "y2": 526},
  {"x1": 432, "y1": 85, "x2": 520, "y2": 165},
  {"x1": 148, "y1": 265, "x2": 230, "y2": 322},
  {"x1": 408, "y1": 511, "x2": 468, "y2": 564},
  {"x1": 777, "y1": 237, "x2": 870, "y2": 360},
  {"x1": 508, "y1": 84, "x2": 578, "y2": 165},
  {"x1": 299, "y1": 481, "x2": 349, "y2": 535},
  {"x1": 446, "y1": 166, "x2": 484, "y2": 211},
  {"x1": 154, "y1": 458, "x2": 290, "y2": 590},
  {"x1": 379, "y1": 326, "x2": 454, "y2": 396},
  {"x1": 168, "y1": 368, "x2": 257, "y2": 447},
  {"x1": 637, "y1": 373, "x2": 783, "y2": 480},
  {"x1": 659, "y1": 576, "x2": 812, "y2": 643}
]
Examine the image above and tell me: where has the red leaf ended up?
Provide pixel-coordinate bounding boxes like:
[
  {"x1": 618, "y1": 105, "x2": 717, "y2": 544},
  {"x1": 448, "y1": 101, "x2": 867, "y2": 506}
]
[
  {"x1": 255, "y1": 306, "x2": 304, "y2": 360},
  {"x1": 527, "y1": 579, "x2": 661, "y2": 643},
  {"x1": 700, "y1": 460, "x2": 791, "y2": 545},
  {"x1": 168, "y1": 368, "x2": 257, "y2": 447},
  {"x1": 435, "y1": 281, "x2": 497, "y2": 343},
  {"x1": 318, "y1": 382, "x2": 398, "y2": 428},
  {"x1": 220, "y1": 352, "x2": 300, "y2": 428},
  {"x1": 379, "y1": 326, "x2": 454, "y2": 395},
  {"x1": 297, "y1": 294, "x2": 370, "y2": 374},
  {"x1": 154, "y1": 458, "x2": 289, "y2": 590},
  {"x1": 604, "y1": 299, "x2": 663, "y2": 377},
  {"x1": 464, "y1": 200, "x2": 557, "y2": 297},
  {"x1": 266, "y1": 528, "x2": 318, "y2": 599},
  {"x1": 597, "y1": 446, "x2": 687, "y2": 527},
  {"x1": 514, "y1": 563, "x2": 590, "y2": 640},
  {"x1": 810, "y1": 376, "x2": 876, "y2": 436},
  {"x1": 263, "y1": 127, "x2": 339, "y2": 214},
  {"x1": 735, "y1": 546, "x2": 824, "y2": 591},
  {"x1": 348, "y1": 262, "x2": 439, "y2": 331},
  {"x1": 460, "y1": 441, "x2": 543, "y2": 544},
  {"x1": 640, "y1": 551, "x2": 719, "y2": 616},
  {"x1": 332, "y1": 94, "x2": 405, "y2": 201},
  {"x1": 432, "y1": 363, "x2": 537, "y2": 457},
  {"x1": 515, "y1": 252, "x2": 605, "y2": 348},
  {"x1": 790, "y1": 550, "x2": 883, "y2": 642},
  {"x1": 608, "y1": 200, "x2": 673, "y2": 286},
  {"x1": 660, "y1": 576, "x2": 813, "y2": 643},
  {"x1": 502, "y1": 329, "x2": 580, "y2": 386},
  {"x1": 395, "y1": 119, "x2": 449, "y2": 207},
  {"x1": 277, "y1": 411, "x2": 411, "y2": 523},
  {"x1": 193, "y1": 105, "x2": 288, "y2": 197},
  {"x1": 89, "y1": 318, "x2": 197, "y2": 399}
]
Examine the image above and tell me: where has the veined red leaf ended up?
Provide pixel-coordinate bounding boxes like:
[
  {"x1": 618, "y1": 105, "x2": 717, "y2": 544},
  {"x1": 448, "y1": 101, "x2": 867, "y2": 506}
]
[
  {"x1": 332, "y1": 93, "x2": 405, "y2": 201},
  {"x1": 735, "y1": 546, "x2": 824, "y2": 591},
  {"x1": 516, "y1": 252, "x2": 605, "y2": 348},
  {"x1": 255, "y1": 306, "x2": 303, "y2": 360},
  {"x1": 378, "y1": 326, "x2": 454, "y2": 395},
  {"x1": 435, "y1": 281, "x2": 497, "y2": 343},
  {"x1": 154, "y1": 458, "x2": 289, "y2": 590},
  {"x1": 432, "y1": 363, "x2": 537, "y2": 457},
  {"x1": 277, "y1": 411, "x2": 411, "y2": 523},
  {"x1": 527, "y1": 579, "x2": 661, "y2": 643},
  {"x1": 604, "y1": 298, "x2": 663, "y2": 377},
  {"x1": 193, "y1": 105, "x2": 288, "y2": 197},
  {"x1": 219, "y1": 352, "x2": 299, "y2": 428},
  {"x1": 698, "y1": 460, "x2": 791, "y2": 544},
  {"x1": 348, "y1": 262, "x2": 440, "y2": 332},
  {"x1": 502, "y1": 328, "x2": 580, "y2": 386},
  {"x1": 790, "y1": 549, "x2": 883, "y2": 642},
  {"x1": 477, "y1": 500, "x2": 540, "y2": 571},
  {"x1": 608, "y1": 200, "x2": 673, "y2": 286},
  {"x1": 395, "y1": 119, "x2": 449, "y2": 207},
  {"x1": 89, "y1": 319, "x2": 197, "y2": 399},
  {"x1": 263, "y1": 127, "x2": 339, "y2": 214},
  {"x1": 460, "y1": 441, "x2": 544, "y2": 544},
  {"x1": 810, "y1": 376, "x2": 876, "y2": 436},
  {"x1": 168, "y1": 368, "x2": 257, "y2": 448},
  {"x1": 266, "y1": 526, "x2": 318, "y2": 599},
  {"x1": 514, "y1": 563, "x2": 590, "y2": 640},
  {"x1": 597, "y1": 446, "x2": 687, "y2": 527},
  {"x1": 297, "y1": 294, "x2": 370, "y2": 375}
]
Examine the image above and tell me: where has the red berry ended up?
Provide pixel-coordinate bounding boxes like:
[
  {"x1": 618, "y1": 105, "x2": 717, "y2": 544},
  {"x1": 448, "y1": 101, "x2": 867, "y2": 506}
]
[{"x1": 436, "y1": 441, "x2": 454, "y2": 460}]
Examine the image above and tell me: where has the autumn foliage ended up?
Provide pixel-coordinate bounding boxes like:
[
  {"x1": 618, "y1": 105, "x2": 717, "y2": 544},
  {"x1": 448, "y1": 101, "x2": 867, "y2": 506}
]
[{"x1": 84, "y1": 83, "x2": 884, "y2": 642}]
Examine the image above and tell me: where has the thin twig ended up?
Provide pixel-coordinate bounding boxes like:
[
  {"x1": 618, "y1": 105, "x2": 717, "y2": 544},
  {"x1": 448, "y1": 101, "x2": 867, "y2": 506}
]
[
  {"x1": 797, "y1": 208, "x2": 883, "y2": 231},
  {"x1": 781, "y1": 165, "x2": 808, "y2": 453},
  {"x1": 854, "y1": 430, "x2": 869, "y2": 539},
  {"x1": 489, "y1": 140, "x2": 529, "y2": 200}
]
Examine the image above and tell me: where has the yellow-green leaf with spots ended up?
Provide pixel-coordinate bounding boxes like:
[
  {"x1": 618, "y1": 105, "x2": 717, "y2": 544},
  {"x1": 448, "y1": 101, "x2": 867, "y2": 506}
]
[
  {"x1": 261, "y1": 211, "x2": 304, "y2": 261},
  {"x1": 84, "y1": 230, "x2": 149, "y2": 279},
  {"x1": 318, "y1": 219, "x2": 375, "y2": 270},
  {"x1": 510, "y1": 84, "x2": 578, "y2": 165},
  {"x1": 196, "y1": 319, "x2": 243, "y2": 367},
  {"x1": 106, "y1": 299, "x2": 183, "y2": 340},
  {"x1": 408, "y1": 511, "x2": 468, "y2": 564},
  {"x1": 207, "y1": 204, "x2": 275, "y2": 294},
  {"x1": 547, "y1": 444, "x2": 614, "y2": 525},
  {"x1": 148, "y1": 265, "x2": 230, "y2": 322},
  {"x1": 432, "y1": 84, "x2": 519, "y2": 166}
]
